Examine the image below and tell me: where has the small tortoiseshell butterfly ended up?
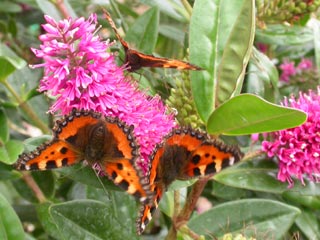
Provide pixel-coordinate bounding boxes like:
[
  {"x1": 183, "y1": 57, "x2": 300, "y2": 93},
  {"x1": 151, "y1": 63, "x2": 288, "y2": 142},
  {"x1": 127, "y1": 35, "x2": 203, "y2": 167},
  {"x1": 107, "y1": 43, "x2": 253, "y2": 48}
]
[
  {"x1": 14, "y1": 109, "x2": 151, "y2": 203},
  {"x1": 136, "y1": 128, "x2": 243, "y2": 234},
  {"x1": 103, "y1": 9, "x2": 202, "y2": 72}
]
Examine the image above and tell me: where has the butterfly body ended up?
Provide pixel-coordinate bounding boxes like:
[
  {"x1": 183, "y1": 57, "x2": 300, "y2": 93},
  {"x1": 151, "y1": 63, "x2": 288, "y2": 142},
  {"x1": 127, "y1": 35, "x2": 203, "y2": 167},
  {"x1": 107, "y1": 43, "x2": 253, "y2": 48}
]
[
  {"x1": 15, "y1": 109, "x2": 151, "y2": 202},
  {"x1": 137, "y1": 128, "x2": 243, "y2": 234}
]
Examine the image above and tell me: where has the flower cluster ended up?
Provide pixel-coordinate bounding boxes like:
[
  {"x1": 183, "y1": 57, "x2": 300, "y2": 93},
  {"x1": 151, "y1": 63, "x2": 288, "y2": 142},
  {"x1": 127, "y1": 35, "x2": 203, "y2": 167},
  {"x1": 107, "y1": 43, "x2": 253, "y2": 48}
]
[
  {"x1": 31, "y1": 14, "x2": 176, "y2": 173},
  {"x1": 279, "y1": 58, "x2": 314, "y2": 82},
  {"x1": 262, "y1": 87, "x2": 320, "y2": 187}
]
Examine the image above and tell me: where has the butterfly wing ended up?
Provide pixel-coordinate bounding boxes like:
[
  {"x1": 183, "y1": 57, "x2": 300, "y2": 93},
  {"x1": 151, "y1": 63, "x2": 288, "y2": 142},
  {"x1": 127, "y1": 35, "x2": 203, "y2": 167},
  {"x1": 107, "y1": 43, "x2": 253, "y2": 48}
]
[
  {"x1": 14, "y1": 109, "x2": 99, "y2": 171},
  {"x1": 179, "y1": 141, "x2": 243, "y2": 179},
  {"x1": 103, "y1": 9, "x2": 129, "y2": 51},
  {"x1": 125, "y1": 51, "x2": 202, "y2": 72},
  {"x1": 103, "y1": 9, "x2": 201, "y2": 72},
  {"x1": 14, "y1": 140, "x2": 81, "y2": 170},
  {"x1": 99, "y1": 118, "x2": 152, "y2": 203},
  {"x1": 136, "y1": 128, "x2": 243, "y2": 234},
  {"x1": 136, "y1": 143, "x2": 165, "y2": 234}
]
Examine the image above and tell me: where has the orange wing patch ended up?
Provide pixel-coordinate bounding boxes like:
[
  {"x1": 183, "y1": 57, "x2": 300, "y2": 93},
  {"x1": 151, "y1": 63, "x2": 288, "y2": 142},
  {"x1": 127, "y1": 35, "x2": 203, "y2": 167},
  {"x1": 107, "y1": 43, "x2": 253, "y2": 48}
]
[{"x1": 103, "y1": 9, "x2": 202, "y2": 72}]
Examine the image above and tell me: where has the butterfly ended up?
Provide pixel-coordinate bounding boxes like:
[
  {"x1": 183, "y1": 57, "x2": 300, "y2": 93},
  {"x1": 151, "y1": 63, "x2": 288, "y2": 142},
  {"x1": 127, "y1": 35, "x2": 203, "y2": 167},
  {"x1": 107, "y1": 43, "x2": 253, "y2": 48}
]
[
  {"x1": 14, "y1": 109, "x2": 152, "y2": 203},
  {"x1": 136, "y1": 127, "x2": 243, "y2": 234},
  {"x1": 103, "y1": 9, "x2": 202, "y2": 72}
]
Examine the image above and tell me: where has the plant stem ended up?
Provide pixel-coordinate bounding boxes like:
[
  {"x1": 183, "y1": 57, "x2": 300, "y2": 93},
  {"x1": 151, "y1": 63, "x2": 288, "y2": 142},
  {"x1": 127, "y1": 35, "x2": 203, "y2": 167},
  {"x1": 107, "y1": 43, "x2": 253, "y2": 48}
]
[
  {"x1": 181, "y1": 0, "x2": 193, "y2": 16},
  {"x1": 22, "y1": 172, "x2": 46, "y2": 203},
  {"x1": 53, "y1": 0, "x2": 70, "y2": 19},
  {"x1": 2, "y1": 80, "x2": 50, "y2": 133},
  {"x1": 166, "y1": 177, "x2": 210, "y2": 239}
]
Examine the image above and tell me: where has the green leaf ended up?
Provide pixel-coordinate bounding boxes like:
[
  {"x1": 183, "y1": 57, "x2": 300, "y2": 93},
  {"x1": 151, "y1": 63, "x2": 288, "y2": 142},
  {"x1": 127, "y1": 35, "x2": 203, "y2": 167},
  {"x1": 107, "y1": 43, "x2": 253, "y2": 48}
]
[
  {"x1": 125, "y1": 7, "x2": 159, "y2": 54},
  {"x1": 188, "y1": 199, "x2": 300, "y2": 239},
  {"x1": 0, "y1": 162, "x2": 21, "y2": 181},
  {"x1": 23, "y1": 135, "x2": 51, "y2": 152},
  {"x1": 213, "y1": 159, "x2": 289, "y2": 194},
  {"x1": 0, "y1": 140, "x2": 24, "y2": 164},
  {"x1": 207, "y1": 94, "x2": 307, "y2": 135},
  {"x1": 0, "y1": 43, "x2": 26, "y2": 80},
  {"x1": 56, "y1": 165, "x2": 120, "y2": 191},
  {"x1": 0, "y1": 193, "x2": 25, "y2": 240},
  {"x1": 36, "y1": 202, "x2": 63, "y2": 239},
  {"x1": 246, "y1": 47, "x2": 279, "y2": 102},
  {"x1": 13, "y1": 171, "x2": 55, "y2": 202},
  {"x1": 283, "y1": 190, "x2": 320, "y2": 209},
  {"x1": 49, "y1": 200, "x2": 138, "y2": 239},
  {"x1": 0, "y1": 108, "x2": 9, "y2": 143},
  {"x1": 35, "y1": 0, "x2": 62, "y2": 21},
  {"x1": 0, "y1": 1, "x2": 22, "y2": 13},
  {"x1": 310, "y1": 19, "x2": 320, "y2": 71},
  {"x1": 255, "y1": 25, "x2": 313, "y2": 46},
  {"x1": 8, "y1": 18, "x2": 17, "y2": 37},
  {"x1": 214, "y1": 159, "x2": 320, "y2": 195},
  {"x1": 190, "y1": 0, "x2": 248, "y2": 121},
  {"x1": 142, "y1": 0, "x2": 188, "y2": 22},
  {"x1": 295, "y1": 210, "x2": 320, "y2": 240},
  {"x1": 217, "y1": 0, "x2": 255, "y2": 103}
]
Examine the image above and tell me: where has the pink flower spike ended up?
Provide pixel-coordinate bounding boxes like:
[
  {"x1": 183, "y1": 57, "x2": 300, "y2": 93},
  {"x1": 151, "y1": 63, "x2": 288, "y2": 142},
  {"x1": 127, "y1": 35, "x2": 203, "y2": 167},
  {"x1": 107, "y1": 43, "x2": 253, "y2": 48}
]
[
  {"x1": 262, "y1": 87, "x2": 320, "y2": 187},
  {"x1": 297, "y1": 58, "x2": 313, "y2": 70},
  {"x1": 279, "y1": 61, "x2": 296, "y2": 82},
  {"x1": 31, "y1": 14, "x2": 176, "y2": 175}
]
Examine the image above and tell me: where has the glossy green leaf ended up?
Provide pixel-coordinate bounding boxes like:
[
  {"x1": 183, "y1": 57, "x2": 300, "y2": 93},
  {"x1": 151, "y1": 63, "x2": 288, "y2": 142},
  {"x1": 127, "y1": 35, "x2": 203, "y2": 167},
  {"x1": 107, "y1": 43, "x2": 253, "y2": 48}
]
[
  {"x1": 188, "y1": 199, "x2": 300, "y2": 239},
  {"x1": 190, "y1": 0, "x2": 251, "y2": 122},
  {"x1": 283, "y1": 191, "x2": 320, "y2": 209},
  {"x1": 295, "y1": 210, "x2": 320, "y2": 240},
  {"x1": 217, "y1": 0, "x2": 255, "y2": 103},
  {"x1": 0, "y1": 109, "x2": 9, "y2": 143},
  {"x1": 49, "y1": 200, "x2": 138, "y2": 239},
  {"x1": 214, "y1": 159, "x2": 289, "y2": 194},
  {"x1": 0, "y1": 193, "x2": 25, "y2": 240},
  {"x1": 207, "y1": 94, "x2": 307, "y2": 135},
  {"x1": 125, "y1": 7, "x2": 159, "y2": 54},
  {"x1": 0, "y1": 140, "x2": 24, "y2": 164},
  {"x1": 246, "y1": 47, "x2": 279, "y2": 102},
  {"x1": 214, "y1": 159, "x2": 320, "y2": 195}
]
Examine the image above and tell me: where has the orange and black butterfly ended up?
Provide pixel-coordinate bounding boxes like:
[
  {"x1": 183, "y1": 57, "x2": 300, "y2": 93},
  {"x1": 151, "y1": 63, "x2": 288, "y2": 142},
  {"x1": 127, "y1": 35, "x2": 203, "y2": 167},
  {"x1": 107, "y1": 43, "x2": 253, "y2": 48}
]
[
  {"x1": 136, "y1": 128, "x2": 243, "y2": 234},
  {"x1": 14, "y1": 109, "x2": 152, "y2": 203},
  {"x1": 103, "y1": 9, "x2": 202, "y2": 72}
]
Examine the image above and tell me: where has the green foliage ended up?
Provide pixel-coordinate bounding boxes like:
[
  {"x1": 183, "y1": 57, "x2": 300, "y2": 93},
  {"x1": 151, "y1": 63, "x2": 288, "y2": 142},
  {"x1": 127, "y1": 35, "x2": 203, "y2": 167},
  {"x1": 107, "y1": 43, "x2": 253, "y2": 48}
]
[{"x1": 1, "y1": 0, "x2": 320, "y2": 239}]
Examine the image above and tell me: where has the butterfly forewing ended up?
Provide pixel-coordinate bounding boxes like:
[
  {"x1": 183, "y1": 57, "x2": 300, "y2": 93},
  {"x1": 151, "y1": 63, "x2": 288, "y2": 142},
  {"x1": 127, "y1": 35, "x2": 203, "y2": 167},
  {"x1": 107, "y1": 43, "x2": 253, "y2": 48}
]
[
  {"x1": 54, "y1": 110, "x2": 101, "y2": 140},
  {"x1": 15, "y1": 140, "x2": 81, "y2": 171},
  {"x1": 179, "y1": 143, "x2": 239, "y2": 179}
]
